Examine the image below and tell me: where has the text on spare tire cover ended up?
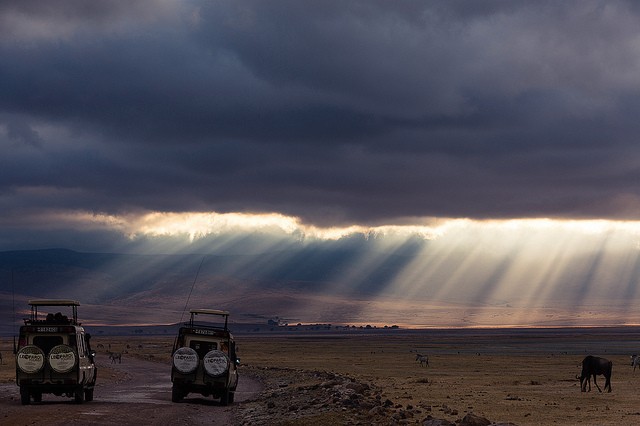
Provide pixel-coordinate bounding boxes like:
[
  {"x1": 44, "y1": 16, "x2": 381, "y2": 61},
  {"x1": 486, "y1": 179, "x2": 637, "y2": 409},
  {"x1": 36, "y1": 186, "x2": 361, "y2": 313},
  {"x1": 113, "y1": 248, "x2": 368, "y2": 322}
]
[
  {"x1": 173, "y1": 347, "x2": 199, "y2": 374},
  {"x1": 203, "y1": 350, "x2": 229, "y2": 376},
  {"x1": 17, "y1": 346, "x2": 45, "y2": 374},
  {"x1": 48, "y1": 344, "x2": 77, "y2": 373}
]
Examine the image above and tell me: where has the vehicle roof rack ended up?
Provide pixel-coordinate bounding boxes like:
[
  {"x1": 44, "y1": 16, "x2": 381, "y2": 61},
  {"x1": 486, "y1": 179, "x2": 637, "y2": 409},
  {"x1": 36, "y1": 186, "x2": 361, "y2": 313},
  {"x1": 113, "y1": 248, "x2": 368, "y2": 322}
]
[
  {"x1": 26, "y1": 299, "x2": 80, "y2": 325},
  {"x1": 28, "y1": 299, "x2": 80, "y2": 307},
  {"x1": 190, "y1": 309, "x2": 229, "y2": 316},
  {"x1": 188, "y1": 309, "x2": 229, "y2": 330}
]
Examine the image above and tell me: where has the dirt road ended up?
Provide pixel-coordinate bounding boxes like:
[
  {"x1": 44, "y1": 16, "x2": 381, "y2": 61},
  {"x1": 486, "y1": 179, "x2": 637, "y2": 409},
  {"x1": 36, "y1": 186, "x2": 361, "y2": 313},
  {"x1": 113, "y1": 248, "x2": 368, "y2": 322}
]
[{"x1": 0, "y1": 356, "x2": 262, "y2": 425}]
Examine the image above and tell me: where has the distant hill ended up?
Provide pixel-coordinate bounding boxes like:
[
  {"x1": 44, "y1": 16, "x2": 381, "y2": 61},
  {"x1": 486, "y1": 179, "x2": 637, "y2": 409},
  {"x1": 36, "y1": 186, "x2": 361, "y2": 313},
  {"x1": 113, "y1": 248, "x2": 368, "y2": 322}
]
[{"x1": 0, "y1": 247, "x2": 418, "y2": 330}]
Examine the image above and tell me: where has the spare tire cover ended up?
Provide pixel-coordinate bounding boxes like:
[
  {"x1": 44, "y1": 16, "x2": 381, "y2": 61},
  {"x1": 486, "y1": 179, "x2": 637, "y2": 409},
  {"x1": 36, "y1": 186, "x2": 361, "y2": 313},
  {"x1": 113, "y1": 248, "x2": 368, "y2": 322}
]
[
  {"x1": 17, "y1": 345, "x2": 45, "y2": 374},
  {"x1": 48, "y1": 344, "x2": 77, "y2": 373},
  {"x1": 203, "y1": 350, "x2": 230, "y2": 377},
  {"x1": 173, "y1": 347, "x2": 199, "y2": 374}
]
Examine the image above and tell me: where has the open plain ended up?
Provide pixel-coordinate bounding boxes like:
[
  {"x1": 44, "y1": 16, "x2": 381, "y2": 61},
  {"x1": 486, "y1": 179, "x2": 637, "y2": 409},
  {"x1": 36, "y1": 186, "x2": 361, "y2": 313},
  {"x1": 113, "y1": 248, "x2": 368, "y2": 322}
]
[{"x1": 1, "y1": 327, "x2": 640, "y2": 425}]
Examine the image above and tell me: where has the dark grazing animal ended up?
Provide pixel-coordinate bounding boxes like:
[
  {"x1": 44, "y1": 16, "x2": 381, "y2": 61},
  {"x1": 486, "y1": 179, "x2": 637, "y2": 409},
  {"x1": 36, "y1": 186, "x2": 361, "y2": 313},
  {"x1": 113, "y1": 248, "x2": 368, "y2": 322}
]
[
  {"x1": 580, "y1": 355, "x2": 612, "y2": 393},
  {"x1": 109, "y1": 352, "x2": 122, "y2": 364},
  {"x1": 631, "y1": 354, "x2": 640, "y2": 372},
  {"x1": 415, "y1": 353, "x2": 429, "y2": 367}
]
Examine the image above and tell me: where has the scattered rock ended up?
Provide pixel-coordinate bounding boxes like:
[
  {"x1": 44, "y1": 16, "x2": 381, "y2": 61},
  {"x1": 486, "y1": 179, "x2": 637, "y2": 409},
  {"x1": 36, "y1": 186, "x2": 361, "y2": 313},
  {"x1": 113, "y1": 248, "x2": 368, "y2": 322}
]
[
  {"x1": 369, "y1": 406, "x2": 387, "y2": 416},
  {"x1": 346, "y1": 382, "x2": 369, "y2": 394},
  {"x1": 422, "y1": 416, "x2": 456, "y2": 426},
  {"x1": 459, "y1": 413, "x2": 492, "y2": 426}
]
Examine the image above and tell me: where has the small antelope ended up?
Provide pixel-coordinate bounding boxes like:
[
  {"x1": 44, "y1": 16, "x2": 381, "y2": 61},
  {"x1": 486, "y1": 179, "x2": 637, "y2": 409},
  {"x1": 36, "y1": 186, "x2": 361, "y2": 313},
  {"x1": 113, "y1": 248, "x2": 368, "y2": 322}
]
[
  {"x1": 109, "y1": 352, "x2": 122, "y2": 364},
  {"x1": 415, "y1": 353, "x2": 429, "y2": 367},
  {"x1": 631, "y1": 354, "x2": 640, "y2": 372}
]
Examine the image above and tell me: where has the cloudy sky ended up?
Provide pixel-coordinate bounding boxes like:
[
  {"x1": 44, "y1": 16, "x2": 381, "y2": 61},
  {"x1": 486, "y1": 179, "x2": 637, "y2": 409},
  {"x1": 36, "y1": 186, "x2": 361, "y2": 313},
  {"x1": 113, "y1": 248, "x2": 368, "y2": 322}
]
[{"x1": 3, "y1": 1, "x2": 640, "y2": 325}]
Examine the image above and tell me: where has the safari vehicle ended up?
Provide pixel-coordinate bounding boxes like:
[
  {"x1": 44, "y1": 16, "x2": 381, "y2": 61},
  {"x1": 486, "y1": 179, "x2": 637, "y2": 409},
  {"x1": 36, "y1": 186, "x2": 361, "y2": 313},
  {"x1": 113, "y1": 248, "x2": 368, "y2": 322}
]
[
  {"x1": 171, "y1": 309, "x2": 239, "y2": 405},
  {"x1": 15, "y1": 300, "x2": 96, "y2": 405}
]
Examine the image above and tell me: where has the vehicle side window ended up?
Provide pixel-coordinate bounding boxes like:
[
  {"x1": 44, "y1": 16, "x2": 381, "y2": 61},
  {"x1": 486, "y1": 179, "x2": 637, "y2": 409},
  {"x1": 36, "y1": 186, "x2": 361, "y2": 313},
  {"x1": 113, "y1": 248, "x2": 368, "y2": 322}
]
[
  {"x1": 76, "y1": 333, "x2": 86, "y2": 356},
  {"x1": 69, "y1": 334, "x2": 78, "y2": 353},
  {"x1": 33, "y1": 336, "x2": 63, "y2": 355},
  {"x1": 85, "y1": 333, "x2": 92, "y2": 351}
]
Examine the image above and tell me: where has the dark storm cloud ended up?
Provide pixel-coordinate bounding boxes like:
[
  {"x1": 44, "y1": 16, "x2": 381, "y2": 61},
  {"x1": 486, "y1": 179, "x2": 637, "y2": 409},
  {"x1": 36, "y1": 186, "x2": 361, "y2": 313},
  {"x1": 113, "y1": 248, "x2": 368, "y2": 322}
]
[
  {"x1": 6, "y1": 118, "x2": 43, "y2": 148},
  {"x1": 2, "y1": 0, "x2": 640, "y2": 239}
]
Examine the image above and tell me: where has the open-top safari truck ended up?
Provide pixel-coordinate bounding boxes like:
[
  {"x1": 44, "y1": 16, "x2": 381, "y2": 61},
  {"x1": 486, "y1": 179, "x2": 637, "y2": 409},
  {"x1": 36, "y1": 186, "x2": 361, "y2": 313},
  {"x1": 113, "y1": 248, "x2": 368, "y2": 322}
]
[
  {"x1": 15, "y1": 299, "x2": 96, "y2": 404},
  {"x1": 171, "y1": 309, "x2": 239, "y2": 405}
]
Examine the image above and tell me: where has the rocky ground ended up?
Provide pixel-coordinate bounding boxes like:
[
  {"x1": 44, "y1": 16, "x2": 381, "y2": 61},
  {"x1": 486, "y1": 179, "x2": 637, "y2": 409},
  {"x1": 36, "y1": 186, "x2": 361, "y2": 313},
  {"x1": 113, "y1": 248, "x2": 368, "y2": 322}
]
[{"x1": 238, "y1": 365, "x2": 515, "y2": 425}]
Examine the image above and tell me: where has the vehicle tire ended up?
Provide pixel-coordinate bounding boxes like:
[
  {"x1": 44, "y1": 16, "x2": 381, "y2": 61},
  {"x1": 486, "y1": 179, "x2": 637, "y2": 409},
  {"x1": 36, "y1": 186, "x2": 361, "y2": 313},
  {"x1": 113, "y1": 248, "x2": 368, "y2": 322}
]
[
  {"x1": 171, "y1": 385, "x2": 183, "y2": 403},
  {"x1": 85, "y1": 373, "x2": 96, "y2": 402},
  {"x1": 220, "y1": 389, "x2": 229, "y2": 406},
  {"x1": 20, "y1": 386, "x2": 30, "y2": 405},
  {"x1": 74, "y1": 387, "x2": 84, "y2": 404},
  {"x1": 32, "y1": 391, "x2": 42, "y2": 403},
  {"x1": 228, "y1": 391, "x2": 235, "y2": 404}
]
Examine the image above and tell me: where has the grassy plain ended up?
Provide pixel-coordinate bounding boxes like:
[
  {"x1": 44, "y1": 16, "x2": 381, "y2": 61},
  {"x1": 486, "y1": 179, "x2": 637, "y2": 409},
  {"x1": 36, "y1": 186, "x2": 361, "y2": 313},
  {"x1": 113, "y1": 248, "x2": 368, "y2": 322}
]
[
  {"x1": 237, "y1": 328, "x2": 640, "y2": 425},
  {"x1": 3, "y1": 328, "x2": 640, "y2": 425}
]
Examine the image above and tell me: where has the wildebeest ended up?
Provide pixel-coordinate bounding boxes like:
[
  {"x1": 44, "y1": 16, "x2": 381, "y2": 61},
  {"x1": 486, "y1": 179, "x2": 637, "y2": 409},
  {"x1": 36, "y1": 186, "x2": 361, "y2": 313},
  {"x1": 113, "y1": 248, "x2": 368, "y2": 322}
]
[
  {"x1": 579, "y1": 355, "x2": 612, "y2": 393},
  {"x1": 631, "y1": 354, "x2": 640, "y2": 372},
  {"x1": 415, "y1": 353, "x2": 429, "y2": 367}
]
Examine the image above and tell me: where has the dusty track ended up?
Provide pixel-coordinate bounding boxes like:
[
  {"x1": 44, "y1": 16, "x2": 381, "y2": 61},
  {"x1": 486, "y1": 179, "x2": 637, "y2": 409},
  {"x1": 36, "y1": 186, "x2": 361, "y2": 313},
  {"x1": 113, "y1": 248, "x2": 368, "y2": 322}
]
[{"x1": 0, "y1": 356, "x2": 262, "y2": 425}]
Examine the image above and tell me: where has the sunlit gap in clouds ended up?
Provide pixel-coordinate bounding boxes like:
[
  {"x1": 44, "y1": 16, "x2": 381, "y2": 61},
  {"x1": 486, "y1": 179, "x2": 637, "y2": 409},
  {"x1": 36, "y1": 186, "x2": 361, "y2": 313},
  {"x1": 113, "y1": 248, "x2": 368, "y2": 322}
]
[
  {"x1": 362, "y1": 219, "x2": 640, "y2": 328},
  {"x1": 67, "y1": 211, "x2": 640, "y2": 327}
]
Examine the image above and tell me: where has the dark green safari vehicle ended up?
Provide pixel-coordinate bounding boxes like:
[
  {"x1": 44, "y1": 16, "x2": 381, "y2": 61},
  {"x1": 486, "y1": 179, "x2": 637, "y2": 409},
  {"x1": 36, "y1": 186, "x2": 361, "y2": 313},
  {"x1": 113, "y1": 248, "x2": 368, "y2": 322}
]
[
  {"x1": 15, "y1": 300, "x2": 97, "y2": 404},
  {"x1": 171, "y1": 309, "x2": 239, "y2": 405}
]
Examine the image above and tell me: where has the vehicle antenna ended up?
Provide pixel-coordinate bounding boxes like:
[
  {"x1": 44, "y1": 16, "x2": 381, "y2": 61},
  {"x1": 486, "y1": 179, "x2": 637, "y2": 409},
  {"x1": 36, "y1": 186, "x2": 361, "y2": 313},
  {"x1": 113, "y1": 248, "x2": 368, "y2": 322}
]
[
  {"x1": 12, "y1": 269, "x2": 15, "y2": 325},
  {"x1": 12, "y1": 268, "x2": 16, "y2": 353},
  {"x1": 179, "y1": 255, "x2": 205, "y2": 324}
]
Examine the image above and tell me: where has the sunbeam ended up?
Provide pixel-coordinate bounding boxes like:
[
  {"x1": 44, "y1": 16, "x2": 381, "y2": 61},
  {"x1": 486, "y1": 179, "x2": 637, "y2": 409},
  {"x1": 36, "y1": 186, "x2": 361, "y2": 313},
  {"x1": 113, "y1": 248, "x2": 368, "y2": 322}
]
[
  {"x1": 370, "y1": 219, "x2": 640, "y2": 327},
  {"x1": 9, "y1": 211, "x2": 640, "y2": 328}
]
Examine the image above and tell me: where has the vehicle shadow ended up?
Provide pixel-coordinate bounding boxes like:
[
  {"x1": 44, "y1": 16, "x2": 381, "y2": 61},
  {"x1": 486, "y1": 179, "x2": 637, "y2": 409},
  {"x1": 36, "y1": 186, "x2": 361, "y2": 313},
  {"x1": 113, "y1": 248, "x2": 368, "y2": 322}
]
[{"x1": 173, "y1": 397, "x2": 227, "y2": 406}]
